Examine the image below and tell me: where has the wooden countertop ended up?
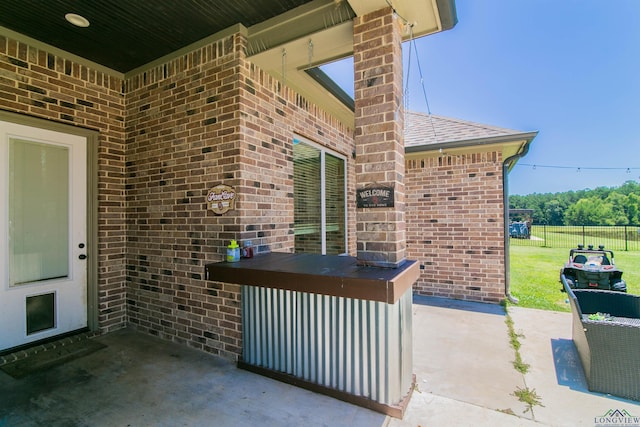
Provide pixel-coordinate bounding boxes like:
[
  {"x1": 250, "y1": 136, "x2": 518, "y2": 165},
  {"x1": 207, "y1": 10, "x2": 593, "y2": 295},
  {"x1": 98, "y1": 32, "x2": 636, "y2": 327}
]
[{"x1": 204, "y1": 252, "x2": 419, "y2": 304}]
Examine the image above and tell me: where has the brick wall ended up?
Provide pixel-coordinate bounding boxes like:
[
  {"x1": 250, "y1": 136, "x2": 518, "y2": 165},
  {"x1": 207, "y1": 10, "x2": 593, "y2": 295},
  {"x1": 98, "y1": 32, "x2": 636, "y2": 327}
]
[
  {"x1": 406, "y1": 153, "x2": 506, "y2": 303},
  {"x1": 125, "y1": 31, "x2": 355, "y2": 359},
  {"x1": 353, "y1": 7, "x2": 406, "y2": 267},
  {"x1": 0, "y1": 35, "x2": 128, "y2": 332},
  {"x1": 124, "y1": 34, "x2": 245, "y2": 358},
  {"x1": 1, "y1": 30, "x2": 356, "y2": 359}
]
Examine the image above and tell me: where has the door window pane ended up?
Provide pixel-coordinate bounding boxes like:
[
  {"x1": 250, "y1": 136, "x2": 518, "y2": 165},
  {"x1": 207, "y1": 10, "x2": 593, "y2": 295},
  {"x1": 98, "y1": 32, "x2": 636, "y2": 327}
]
[{"x1": 9, "y1": 139, "x2": 69, "y2": 286}]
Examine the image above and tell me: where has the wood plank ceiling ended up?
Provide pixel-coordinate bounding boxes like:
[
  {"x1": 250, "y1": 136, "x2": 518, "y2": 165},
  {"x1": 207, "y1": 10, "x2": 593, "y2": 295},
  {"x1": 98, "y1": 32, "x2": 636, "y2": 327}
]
[{"x1": 0, "y1": 0, "x2": 318, "y2": 73}]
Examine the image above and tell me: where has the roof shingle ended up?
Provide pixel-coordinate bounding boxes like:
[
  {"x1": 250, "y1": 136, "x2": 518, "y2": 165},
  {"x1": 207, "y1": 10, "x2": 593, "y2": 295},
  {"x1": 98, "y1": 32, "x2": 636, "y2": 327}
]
[{"x1": 405, "y1": 111, "x2": 533, "y2": 149}]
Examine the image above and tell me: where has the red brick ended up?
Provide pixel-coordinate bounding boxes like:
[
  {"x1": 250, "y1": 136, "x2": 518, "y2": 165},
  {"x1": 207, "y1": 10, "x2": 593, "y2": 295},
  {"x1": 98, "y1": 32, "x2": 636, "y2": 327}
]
[{"x1": 406, "y1": 153, "x2": 505, "y2": 303}]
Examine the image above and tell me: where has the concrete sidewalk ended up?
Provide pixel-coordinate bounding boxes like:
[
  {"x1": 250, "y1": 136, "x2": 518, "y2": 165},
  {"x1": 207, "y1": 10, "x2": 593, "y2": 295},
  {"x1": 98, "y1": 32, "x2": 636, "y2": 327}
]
[
  {"x1": 389, "y1": 296, "x2": 538, "y2": 427},
  {"x1": 510, "y1": 305, "x2": 640, "y2": 426},
  {"x1": 1, "y1": 297, "x2": 638, "y2": 426},
  {"x1": 395, "y1": 296, "x2": 640, "y2": 427}
]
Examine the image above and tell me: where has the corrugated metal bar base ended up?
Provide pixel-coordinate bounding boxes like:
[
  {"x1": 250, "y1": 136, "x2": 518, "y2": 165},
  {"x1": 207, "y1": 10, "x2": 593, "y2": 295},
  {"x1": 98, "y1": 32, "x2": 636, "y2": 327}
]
[{"x1": 239, "y1": 285, "x2": 414, "y2": 418}]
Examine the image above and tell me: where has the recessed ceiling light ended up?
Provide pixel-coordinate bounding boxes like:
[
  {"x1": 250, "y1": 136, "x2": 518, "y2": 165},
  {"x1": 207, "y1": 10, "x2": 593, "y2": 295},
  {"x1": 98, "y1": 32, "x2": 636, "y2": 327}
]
[{"x1": 65, "y1": 13, "x2": 90, "y2": 28}]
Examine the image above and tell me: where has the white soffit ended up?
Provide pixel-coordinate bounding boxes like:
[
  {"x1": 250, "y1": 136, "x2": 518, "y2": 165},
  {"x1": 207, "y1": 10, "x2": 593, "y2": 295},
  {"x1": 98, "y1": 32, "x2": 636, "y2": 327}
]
[
  {"x1": 247, "y1": 0, "x2": 445, "y2": 127},
  {"x1": 248, "y1": 0, "x2": 356, "y2": 127},
  {"x1": 347, "y1": 0, "x2": 442, "y2": 38},
  {"x1": 249, "y1": 21, "x2": 355, "y2": 127}
]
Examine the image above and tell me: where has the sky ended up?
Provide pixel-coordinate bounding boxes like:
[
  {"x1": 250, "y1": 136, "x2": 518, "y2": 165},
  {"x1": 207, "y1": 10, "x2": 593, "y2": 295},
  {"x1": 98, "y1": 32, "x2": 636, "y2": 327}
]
[{"x1": 322, "y1": 0, "x2": 640, "y2": 195}]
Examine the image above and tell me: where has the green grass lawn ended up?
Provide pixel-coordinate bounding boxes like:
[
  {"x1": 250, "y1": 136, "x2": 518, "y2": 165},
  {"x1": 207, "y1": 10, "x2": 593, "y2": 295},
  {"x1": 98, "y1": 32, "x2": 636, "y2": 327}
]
[{"x1": 509, "y1": 246, "x2": 640, "y2": 311}]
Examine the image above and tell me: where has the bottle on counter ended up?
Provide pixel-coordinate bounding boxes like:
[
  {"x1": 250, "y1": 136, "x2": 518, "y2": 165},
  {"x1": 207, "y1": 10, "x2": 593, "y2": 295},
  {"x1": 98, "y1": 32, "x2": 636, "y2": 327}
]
[
  {"x1": 241, "y1": 240, "x2": 253, "y2": 258},
  {"x1": 226, "y1": 240, "x2": 240, "y2": 262}
]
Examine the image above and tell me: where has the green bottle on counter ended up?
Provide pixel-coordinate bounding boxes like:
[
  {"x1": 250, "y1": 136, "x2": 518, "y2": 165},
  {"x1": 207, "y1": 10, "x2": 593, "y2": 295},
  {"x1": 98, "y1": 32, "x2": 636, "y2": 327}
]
[{"x1": 226, "y1": 240, "x2": 240, "y2": 262}]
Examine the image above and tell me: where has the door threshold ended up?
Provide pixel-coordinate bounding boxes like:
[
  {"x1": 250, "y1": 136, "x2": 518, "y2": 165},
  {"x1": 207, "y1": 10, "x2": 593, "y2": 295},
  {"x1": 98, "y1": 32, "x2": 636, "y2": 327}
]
[{"x1": 0, "y1": 328, "x2": 94, "y2": 361}]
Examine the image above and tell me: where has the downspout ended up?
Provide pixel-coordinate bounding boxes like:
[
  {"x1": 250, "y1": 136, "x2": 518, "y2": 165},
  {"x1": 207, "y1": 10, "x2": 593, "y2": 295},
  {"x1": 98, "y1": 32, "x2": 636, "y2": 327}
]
[{"x1": 502, "y1": 142, "x2": 532, "y2": 304}]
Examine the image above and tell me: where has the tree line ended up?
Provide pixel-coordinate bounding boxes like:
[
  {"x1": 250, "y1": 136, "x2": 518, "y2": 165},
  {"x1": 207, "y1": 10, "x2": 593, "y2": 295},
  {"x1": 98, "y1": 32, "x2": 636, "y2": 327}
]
[{"x1": 509, "y1": 180, "x2": 640, "y2": 226}]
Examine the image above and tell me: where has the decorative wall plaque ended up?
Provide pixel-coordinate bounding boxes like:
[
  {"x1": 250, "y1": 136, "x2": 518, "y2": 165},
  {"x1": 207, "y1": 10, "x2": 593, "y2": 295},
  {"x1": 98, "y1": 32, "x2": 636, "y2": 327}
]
[
  {"x1": 356, "y1": 185, "x2": 394, "y2": 208},
  {"x1": 207, "y1": 184, "x2": 237, "y2": 214}
]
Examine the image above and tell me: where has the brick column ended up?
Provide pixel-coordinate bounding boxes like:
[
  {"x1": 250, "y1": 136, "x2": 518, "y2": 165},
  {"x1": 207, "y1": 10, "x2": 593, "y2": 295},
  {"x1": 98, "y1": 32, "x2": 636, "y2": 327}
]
[{"x1": 353, "y1": 7, "x2": 406, "y2": 268}]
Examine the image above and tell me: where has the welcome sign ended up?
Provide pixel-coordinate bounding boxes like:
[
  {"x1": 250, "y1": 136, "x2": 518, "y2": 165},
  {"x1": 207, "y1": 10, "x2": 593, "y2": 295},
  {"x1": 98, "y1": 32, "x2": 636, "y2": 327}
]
[{"x1": 356, "y1": 185, "x2": 394, "y2": 208}]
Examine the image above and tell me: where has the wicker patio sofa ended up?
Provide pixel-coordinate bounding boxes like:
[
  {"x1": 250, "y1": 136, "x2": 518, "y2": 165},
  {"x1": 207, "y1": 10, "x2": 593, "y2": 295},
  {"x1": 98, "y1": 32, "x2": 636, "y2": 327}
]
[{"x1": 562, "y1": 276, "x2": 640, "y2": 401}]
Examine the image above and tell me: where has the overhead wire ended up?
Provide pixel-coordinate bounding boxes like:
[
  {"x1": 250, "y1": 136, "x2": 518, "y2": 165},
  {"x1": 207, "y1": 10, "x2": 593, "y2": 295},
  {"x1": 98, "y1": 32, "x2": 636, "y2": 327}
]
[
  {"x1": 386, "y1": 0, "x2": 637, "y2": 180},
  {"x1": 517, "y1": 163, "x2": 640, "y2": 172},
  {"x1": 386, "y1": 0, "x2": 439, "y2": 141}
]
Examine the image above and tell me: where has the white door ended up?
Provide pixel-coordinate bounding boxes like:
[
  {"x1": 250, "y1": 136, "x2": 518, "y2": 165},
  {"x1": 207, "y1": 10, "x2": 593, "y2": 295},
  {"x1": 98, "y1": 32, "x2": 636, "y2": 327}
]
[{"x1": 0, "y1": 121, "x2": 87, "y2": 351}]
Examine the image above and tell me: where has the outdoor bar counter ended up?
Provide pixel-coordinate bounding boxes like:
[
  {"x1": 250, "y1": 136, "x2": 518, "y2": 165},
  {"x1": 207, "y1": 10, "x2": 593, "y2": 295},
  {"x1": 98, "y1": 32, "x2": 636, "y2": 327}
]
[{"x1": 204, "y1": 252, "x2": 419, "y2": 417}]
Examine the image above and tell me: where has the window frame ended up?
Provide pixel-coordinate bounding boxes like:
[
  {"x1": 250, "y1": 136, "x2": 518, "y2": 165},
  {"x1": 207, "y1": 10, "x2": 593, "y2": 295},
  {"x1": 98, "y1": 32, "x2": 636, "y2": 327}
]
[{"x1": 293, "y1": 135, "x2": 348, "y2": 255}]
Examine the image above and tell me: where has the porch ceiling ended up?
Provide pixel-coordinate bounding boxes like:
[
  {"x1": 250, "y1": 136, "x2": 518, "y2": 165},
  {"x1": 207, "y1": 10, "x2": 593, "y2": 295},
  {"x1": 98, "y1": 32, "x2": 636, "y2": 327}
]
[
  {"x1": 0, "y1": 0, "x2": 321, "y2": 74},
  {"x1": 0, "y1": 0, "x2": 456, "y2": 124}
]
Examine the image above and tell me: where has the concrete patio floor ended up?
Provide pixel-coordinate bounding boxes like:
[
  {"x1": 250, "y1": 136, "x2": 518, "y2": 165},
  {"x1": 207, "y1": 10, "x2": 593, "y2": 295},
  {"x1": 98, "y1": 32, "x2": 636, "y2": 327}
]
[
  {"x1": 1, "y1": 296, "x2": 638, "y2": 426},
  {"x1": 393, "y1": 296, "x2": 640, "y2": 427}
]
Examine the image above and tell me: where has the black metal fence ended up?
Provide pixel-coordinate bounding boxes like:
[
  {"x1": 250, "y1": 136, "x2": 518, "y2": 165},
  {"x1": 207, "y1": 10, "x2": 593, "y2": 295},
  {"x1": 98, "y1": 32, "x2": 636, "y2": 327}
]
[{"x1": 510, "y1": 225, "x2": 640, "y2": 251}]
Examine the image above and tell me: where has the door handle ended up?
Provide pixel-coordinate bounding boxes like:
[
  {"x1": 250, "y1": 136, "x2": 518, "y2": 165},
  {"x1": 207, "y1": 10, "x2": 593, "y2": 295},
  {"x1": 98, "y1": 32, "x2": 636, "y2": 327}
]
[{"x1": 78, "y1": 254, "x2": 87, "y2": 260}]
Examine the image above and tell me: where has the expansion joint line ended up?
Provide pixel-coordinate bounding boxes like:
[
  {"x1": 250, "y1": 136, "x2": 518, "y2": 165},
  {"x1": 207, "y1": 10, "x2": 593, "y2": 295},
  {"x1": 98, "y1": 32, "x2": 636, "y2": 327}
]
[{"x1": 504, "y1": 306, "x2": 544, "y2": 419}]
